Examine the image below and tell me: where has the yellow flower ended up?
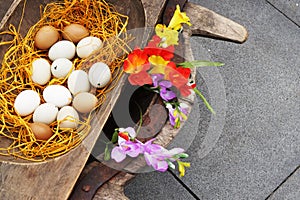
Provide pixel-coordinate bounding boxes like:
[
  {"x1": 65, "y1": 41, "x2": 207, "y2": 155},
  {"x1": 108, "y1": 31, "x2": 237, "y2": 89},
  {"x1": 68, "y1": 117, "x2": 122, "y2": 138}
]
[
  {"x1": 149, "y1": 55, "x2": 169, "y2": 74},
  {"x1": 168, "y1": 5, "x2": 192, "y2": 31},
  {"x1": 155, "y1": 24, "x2": 179, "y2": 46},
  {"x1": 178, "y1": 161, "x2": 191, "y2": 177}
]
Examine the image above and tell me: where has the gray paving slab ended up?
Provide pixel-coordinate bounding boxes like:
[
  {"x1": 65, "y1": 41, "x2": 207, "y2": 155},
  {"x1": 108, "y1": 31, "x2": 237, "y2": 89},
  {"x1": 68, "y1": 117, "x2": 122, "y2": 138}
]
[
  {"x1": 268, "y1": 167, "x2": 300, "y2": 200},
  {"x1": 125, "y1": 0, "x2": 300, "y2": 199},
  {"x1": 267, "y1": 0, "x2": 300, "y2": 26},
  {"x1": 183, "y1": 0, "x2": 300, "y2": 199},
  {"x1": 124, "y1": 171, "x2": 196, "y2": 200}
]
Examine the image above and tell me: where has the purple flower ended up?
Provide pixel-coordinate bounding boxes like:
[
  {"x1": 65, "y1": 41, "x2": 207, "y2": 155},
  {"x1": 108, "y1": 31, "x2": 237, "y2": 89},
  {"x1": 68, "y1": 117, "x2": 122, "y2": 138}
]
[
  {"x1": 159, "y1": 80, "x2": 176, "y2": 101},
  {"x1": 111, "y1": 140, "x2": 142, "y2": 162},
  {"x1": 166, "y1": 103, "x2": 189, "y2": 128},
  {"x1": 141, "y1": 139, "x2": 184, "y2": 172},
  {"x1": 151, "y1": 74, "x2": 176, "y2": 101},
  {"x1": 152, "y1": 74, "x2": 164, "y2": 87}
]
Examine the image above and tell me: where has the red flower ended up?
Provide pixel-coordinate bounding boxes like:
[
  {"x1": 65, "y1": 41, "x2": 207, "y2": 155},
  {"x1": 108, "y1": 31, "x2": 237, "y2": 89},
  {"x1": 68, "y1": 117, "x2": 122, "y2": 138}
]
[
  {"x1": 144, "y1": 36, "x2": 175, "y2": 61},
  {"x1": 169, "y1": 63, "x2": 191, "y2": 79},
  {"x1": 164, "y1": 64, "x2": 192, "y2": 97},
  {"x1": 124, "y1": 48, "x2": 149, "y2": 74},
  {"x1": 178, "y1": 84, "x2": 193, "y2": 97},
  {"x1": 128, "y1": 70, "x2": 153, "y2": 86},
  {"x1": 119, "y1": 132, "x2": 129, "y2": 141}
]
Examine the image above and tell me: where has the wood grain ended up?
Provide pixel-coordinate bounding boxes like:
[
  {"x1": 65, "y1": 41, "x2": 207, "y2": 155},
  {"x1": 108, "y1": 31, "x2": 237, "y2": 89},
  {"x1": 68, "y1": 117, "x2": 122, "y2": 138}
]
[
  {"x1": 0, "y1": 0, "x2": 145, "y2": 199},
  {"x1": 184, "y1": 2, "x2": 248, "y2": 43}
]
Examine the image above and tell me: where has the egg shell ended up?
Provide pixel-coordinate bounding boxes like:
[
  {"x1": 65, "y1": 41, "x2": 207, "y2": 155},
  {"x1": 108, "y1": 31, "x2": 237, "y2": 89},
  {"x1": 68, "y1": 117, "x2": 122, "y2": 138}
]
[
  {"x1": 73, "y1": 92, "x2": 98, "y2": 113},
  {"x1": 76, "y1": 36, "x2": 102, "y2": 58},
  {"x1": 57, "y1": 106, "x2": 79, "y2": 129},
  {"x1": 67, "y1": 70, "x2": 90, "y2": 95},
  {"x1": 34, "y1": 26, "x2": 59, "y2": 50},
  {"x1": 33, "y1": 103, "x2": 58, "y2": 124},
  {"x1": 88, "y1": 62, "x2": 111, "y2": 88},
  {"x1": 62, "y1": 24, "x2": 89, "y2": 43},
  {"x1": 48, "y1": 40, "x2": 76, "y2": 61},
  {"x1": 31, "y1": 58, "x2": 51, "y2": 85},
  {"x1": 14, "y1": 90, "x2": 40, "y2": 116},
  {"x1": 43, "y1": 85, "x2": 72, "y2": 108},
  {"x1": 29, "y1": 122, "x2": 53, "y2": 141},
  {"x1": 51, "y1": 58, "x2": 73, "y2": 78}
]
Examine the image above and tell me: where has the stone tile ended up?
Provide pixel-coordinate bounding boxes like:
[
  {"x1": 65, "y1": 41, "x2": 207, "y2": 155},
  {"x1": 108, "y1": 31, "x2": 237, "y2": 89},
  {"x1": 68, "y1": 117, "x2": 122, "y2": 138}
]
[
  {"x1": 124, "y1": 171, "x2": 196, "y2": 200},
  {"x1": 268, "y1": 168, "x2": 300, "y2": 200},
  {"x1": 181, "y1": 0, "x2": 300, "y2": 199},
  {"x1": 267, "y1": 0, "x2": 300, "y2": 26},
  {"x1": 125, "y1": 0, "x2": 300, "y2": 199}
]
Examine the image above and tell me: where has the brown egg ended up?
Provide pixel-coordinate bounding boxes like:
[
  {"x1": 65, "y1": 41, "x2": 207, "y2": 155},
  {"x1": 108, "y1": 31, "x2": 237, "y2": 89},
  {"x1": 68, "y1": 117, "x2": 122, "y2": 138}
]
[
  {"x1": 72, "y1": 92, "x2": 98, "y2": 113},
  {"x1": 34, "y1": 25, "x2": 60, "y2": 50},
  {"x1": 62, "y1": 24, "x2": 89, "y2": 43},
  {"x1": 29, "y1": 122, "x2": 53, "y2": 141}
]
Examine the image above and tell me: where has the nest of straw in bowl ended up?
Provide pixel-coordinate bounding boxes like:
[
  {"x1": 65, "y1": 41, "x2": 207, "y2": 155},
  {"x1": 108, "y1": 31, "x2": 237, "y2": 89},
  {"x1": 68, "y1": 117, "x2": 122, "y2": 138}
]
[{"x1": 0, "y1": 0, "x2": 129, "y2": 161}]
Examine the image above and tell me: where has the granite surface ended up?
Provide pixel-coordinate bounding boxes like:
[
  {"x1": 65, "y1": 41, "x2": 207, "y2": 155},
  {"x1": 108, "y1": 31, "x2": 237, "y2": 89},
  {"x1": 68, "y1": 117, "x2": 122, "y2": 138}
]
[
  {"x1": 268, "y1": 167, "x2": 300, "y2": 200},
  {"x1": 125, "y1": 0, "x2": 300, "y2": 199},
  {"x1": 267, "y1": 0, "x2": 300, "y2": 26}
]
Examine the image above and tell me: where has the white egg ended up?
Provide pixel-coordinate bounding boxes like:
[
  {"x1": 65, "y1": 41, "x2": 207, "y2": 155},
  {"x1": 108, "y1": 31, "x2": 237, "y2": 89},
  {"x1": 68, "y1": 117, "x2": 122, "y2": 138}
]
[
  {"x1": 33, "y1": 103, "x2": 58, "y2": 124},
  {"x1": 51, "y1": 58, "x2": 73, "y2": 78},
  {"x1": 76, "y1": 36, "x2": 102, "y2": 58},
  {"x1": 43, "y1": 85, "x2": 72, "y2": 107},
  {"x1": 88, "y1": 62, "x2": 111, "y2": 88},
  {"x1": 57, "y1": 106, "x2": 79, "y2": 129},
  {"x1": 48, "y1": 40, "x2": 76, "y2": 61},
  {"x1": 73, "y1": 92, "x2": 98, "y2": 113},
  {"x1": 31, "y1": 58, "x2": 51, "y2": 85},
  {"x1": 14, "y1": 90, "x2": 40, "y2": 116},
  {"x1": 67, "y1": 70, "x2": 90, "y2": 95}
]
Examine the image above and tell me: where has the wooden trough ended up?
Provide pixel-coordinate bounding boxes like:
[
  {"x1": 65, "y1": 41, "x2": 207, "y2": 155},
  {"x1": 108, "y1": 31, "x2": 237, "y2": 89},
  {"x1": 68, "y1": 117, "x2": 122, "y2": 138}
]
[{"x1": 0, "y1": 0, "x2": 247, "y2": 199}]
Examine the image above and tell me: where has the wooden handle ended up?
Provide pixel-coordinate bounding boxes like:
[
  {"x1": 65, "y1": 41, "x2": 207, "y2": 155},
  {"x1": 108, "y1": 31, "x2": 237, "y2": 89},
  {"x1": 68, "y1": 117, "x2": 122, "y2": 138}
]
[{"x1": 184, "y1": 2, "x2": 248, "y2": 43}]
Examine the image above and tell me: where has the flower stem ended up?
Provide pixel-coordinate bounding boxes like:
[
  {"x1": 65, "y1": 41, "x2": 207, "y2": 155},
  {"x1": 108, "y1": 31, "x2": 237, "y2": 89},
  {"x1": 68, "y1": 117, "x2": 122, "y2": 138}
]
[
  {"x1": 193, "y1": 88, "x2": 215, "y2": 114},
  {"x1": 135, "y1": 102, "x2": 143, "y2": 135}
]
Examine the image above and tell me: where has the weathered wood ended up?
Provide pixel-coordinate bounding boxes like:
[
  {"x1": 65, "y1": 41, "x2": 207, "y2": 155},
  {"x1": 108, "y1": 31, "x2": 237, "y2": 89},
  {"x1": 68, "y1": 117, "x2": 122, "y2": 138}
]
[
  {"x1": 184, "y1": 2, "x2": 248, "y2": 43},
  {"x1": 0, "y1": 0, "x2": 145, "y2": 200},
  {"x1": 0, "y1": 0, "x2": 21, "y2": 30}
]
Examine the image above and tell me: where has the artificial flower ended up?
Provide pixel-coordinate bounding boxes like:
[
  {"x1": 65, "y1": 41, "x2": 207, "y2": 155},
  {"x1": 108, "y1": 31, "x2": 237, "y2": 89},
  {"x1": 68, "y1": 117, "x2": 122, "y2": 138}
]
[
  {"x1": 177, "y1": 160, "x2": 191, "y2": 177},
  {"x1": 142, "y1": 139, "x2": 185, "y2": 172},
  {"x1": 117, "y1": 127, "x2": 137, "y2": 144},
  {"x1": 111, "y1": 140, "x2": 142, "y2": 162},
  {"x1": 151, "y1": 74, "x2": 164, "y2": 87},
  {"x1": 166, "y1": 103, "x2": 189, "y2": 128},
  {"x1": 149, "y1": 55, "x2": 169, "y2": 74},
  {"x1": 144, "y1": 35, "x2": 175, "y2": 60},
  {"x1": 158, "y1": 80, "x2": 176, "y2": 101},
  {"x1": 128, "y1": 70, "x2": 153, "y2": 86},
  {"x1": 123, "y1": 48, "x2": 149, "y2": 74},
  {"x1": 155, "y1": 24, "x2": 179, "y2": 46},
  {"x1": 165, "y1": 62, "x2": 193, "y2": 96},
  {"x1": 178, "y1": 84, "x2": 193, "y2": 97},
  {"x1": 168, "y1": 5, "x2": 192, "y2": 31},
  {"x1": 151, "y1": 74, "x2": 176, "y2": 101}
]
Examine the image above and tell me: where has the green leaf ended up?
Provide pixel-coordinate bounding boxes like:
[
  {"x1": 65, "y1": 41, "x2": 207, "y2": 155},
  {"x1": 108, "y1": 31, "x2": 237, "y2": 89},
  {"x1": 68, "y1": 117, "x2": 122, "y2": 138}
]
[
  {"x1": 104, "y1": 144, "x2": 111, "y2": 161},
  {"x1": 178, "y1": 60, "x2": 224, "y2": 68},
  {"x1": 193, "y1": 88, "x2": 216, "y2": 114},
  {"x1": 111, "y1": 129, "x2": 119, "y2": 143}
]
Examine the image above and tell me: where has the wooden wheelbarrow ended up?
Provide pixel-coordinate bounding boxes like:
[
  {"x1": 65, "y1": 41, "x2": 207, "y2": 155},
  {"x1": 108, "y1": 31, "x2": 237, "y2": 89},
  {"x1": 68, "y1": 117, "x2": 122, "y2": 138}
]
[{"x1": 0, "y1": 0, "x2": 247, "y2": 199}]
